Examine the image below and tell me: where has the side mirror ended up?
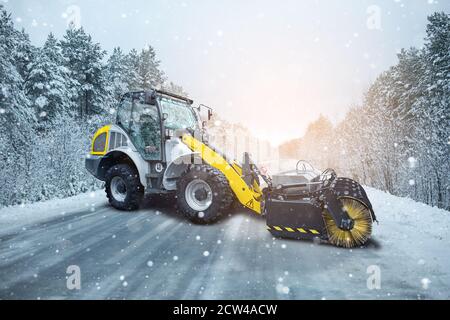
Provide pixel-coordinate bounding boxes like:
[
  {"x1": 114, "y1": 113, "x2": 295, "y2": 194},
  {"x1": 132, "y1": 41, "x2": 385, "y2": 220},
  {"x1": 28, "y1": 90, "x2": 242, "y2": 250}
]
[
  {"x1": 199, "y1": 104, "x2": 213, "y2": 121},
  {"x1": 162, "y1": 113, "x2": 169, "y2": 121}
]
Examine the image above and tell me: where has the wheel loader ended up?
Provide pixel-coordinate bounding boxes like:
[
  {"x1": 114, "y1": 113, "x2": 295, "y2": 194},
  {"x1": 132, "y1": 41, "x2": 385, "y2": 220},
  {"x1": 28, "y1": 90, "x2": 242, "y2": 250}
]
[{"x1": 85, "y1": 89, "x2": 377, "y2": 248}]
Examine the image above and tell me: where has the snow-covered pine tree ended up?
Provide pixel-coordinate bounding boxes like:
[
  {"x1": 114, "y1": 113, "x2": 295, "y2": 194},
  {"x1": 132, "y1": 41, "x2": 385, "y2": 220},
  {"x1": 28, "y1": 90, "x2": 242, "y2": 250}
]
[
  {"x1": 137, "y1": 46, "x2": 165, "y2": 90},
  {"x1": 419, "y1": 12, "x2": 450, "y2": 209},
  {"x1": 25, "y1": 33, "x2": 76, "y2": 120},
  {"x1": 59, "y1": 24, "x2": 108, "y2": 118},
  {"x1": 124, "y1": 46, "x2": 165, "y2": 91},
  {"x1": 162, "y1": 81, "x2": 188, "y2": 96},
  {"x1": 333, "y1": 106, "x2": 370, "y2": 184},
  {"x1": 298, "y1": 115, "x2": 334, "y2": 170},
  {"x1": 14, "y1": 28, "x2": 35, "y2": 80},
  {"x1": 0, "y1": 5, "x2": 35, "y2": 206},
  {"x1": 125, "y1": 48, "x2": 141, "y2": 91},
  {"x1": 105, "y1": 47, "x2": 129, "y2": 101}
]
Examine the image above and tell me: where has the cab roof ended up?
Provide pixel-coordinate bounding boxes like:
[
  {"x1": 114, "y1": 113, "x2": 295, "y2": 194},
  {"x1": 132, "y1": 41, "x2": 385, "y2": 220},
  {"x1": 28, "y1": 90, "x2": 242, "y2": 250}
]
[{"x1": 123, "y1": 89, "x2": 193, "y2": 105}]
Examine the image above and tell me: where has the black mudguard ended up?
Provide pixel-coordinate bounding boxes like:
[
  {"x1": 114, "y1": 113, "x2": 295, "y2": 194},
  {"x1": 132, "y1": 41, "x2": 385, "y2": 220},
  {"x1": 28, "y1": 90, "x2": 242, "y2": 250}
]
[{"x1": 331, "y1": 178, "x2": 376, "y2": 222}]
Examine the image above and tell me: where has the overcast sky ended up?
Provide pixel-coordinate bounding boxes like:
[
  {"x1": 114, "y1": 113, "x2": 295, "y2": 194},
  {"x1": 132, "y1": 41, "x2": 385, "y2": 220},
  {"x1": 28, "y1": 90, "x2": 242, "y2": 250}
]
[{"x1": 4, "y1": 0, "x2": 449, "y2": 145}]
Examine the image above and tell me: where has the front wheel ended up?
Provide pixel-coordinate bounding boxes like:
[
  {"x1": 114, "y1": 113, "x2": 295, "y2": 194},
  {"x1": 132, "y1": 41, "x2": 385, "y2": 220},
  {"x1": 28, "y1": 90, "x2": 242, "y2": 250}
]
[
  {"x1": 176, "y1": 164, "x2": 233, "y2": 224},
  {"x1": 105, "y1": 164, "x2": 144, "y2": 211}
]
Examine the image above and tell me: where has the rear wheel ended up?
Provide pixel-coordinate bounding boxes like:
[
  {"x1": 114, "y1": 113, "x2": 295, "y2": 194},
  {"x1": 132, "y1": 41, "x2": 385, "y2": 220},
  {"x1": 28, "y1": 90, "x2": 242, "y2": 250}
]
[
  {"x1": 105, "y1": 164, "x2": 144, "y2": 211},
  {"x1": 323, "y1": 197, "x2": 373, "y2": 248},
  {"x1": 177, "y1": 164, "x2": 233, "y2": 224}
]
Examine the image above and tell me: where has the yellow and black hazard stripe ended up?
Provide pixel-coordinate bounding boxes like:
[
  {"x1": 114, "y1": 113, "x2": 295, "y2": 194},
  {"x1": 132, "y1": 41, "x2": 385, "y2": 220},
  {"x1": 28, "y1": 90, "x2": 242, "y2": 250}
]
[{"x1": 267, "y1": 225, "x2": 321, "y2": 235}]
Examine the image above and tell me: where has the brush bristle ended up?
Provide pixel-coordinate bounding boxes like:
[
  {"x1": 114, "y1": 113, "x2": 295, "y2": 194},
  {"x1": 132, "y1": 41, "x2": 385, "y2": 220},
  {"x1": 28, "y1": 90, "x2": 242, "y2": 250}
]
[{"x1": 323, "y1": 197, "x2": 373, "y2": 248}]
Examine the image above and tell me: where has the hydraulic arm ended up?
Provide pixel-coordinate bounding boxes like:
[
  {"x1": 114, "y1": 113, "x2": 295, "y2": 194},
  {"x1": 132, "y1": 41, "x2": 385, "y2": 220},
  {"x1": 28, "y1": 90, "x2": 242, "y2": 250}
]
[{"x1": 181, "y1": 133, "x2": 263, "y2": 214}]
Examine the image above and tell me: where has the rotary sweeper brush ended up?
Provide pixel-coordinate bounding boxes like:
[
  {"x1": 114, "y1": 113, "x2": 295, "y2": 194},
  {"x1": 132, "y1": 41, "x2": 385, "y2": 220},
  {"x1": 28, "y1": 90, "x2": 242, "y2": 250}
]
[{"x1": 85, "y1": 89, "x2": 377, "y2": 248}]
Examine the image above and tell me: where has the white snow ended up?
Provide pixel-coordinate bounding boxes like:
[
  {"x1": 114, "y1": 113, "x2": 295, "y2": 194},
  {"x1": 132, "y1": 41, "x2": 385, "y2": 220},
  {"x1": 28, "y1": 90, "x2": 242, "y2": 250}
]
[
  {"x1": 366, "y1": 186, "x2": 449, "y2": 233},
  {"x1": 0, "y1": 190, "x2": 106, "y2": 233}
]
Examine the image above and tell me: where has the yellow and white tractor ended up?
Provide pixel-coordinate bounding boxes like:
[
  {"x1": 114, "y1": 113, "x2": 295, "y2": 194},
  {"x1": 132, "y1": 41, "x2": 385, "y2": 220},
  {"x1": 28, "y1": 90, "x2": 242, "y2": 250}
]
[{"x1": 85, "y1": 89, "x2": 377, "y2": 248}]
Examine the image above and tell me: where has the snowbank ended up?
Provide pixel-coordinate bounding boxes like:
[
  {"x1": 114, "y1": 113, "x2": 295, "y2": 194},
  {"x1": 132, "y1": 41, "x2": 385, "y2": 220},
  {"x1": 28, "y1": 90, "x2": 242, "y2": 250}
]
[
  {"x1": 366, "y1": 186, "x2": 449, "y2": 233},
  {"x1": 0, "y1": 190, "x2": 106, "y2": 232}
]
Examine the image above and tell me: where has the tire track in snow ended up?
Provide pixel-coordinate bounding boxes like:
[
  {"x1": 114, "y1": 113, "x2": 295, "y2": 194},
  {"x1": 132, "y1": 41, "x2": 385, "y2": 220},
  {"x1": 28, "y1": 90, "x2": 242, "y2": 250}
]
[{"x1": 181, "y1": 212, "x2": 246, "y2": 299}]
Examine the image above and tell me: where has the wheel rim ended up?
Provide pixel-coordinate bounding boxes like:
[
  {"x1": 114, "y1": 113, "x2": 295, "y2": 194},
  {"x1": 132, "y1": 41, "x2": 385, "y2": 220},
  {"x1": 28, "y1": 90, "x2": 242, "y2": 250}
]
[
  {"x1": 185, "y1": 179, "x2": 213, "y2": 211},
  {"x1": 323, "y1": 197, "x2": 373, "y2": 248},
  {"x1": 111, "y1": 176, "x2": 127, "y2": 202}
]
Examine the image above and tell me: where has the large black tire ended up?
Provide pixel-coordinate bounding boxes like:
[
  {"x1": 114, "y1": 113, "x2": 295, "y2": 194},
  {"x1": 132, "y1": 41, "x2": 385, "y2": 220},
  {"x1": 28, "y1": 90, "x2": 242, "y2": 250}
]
[
  {"x1": 105, "y1": 164, "x2": 144, "y2": 211},
  {"x1": 176, "y1": 164, "x2": 233, "y2": 224}
]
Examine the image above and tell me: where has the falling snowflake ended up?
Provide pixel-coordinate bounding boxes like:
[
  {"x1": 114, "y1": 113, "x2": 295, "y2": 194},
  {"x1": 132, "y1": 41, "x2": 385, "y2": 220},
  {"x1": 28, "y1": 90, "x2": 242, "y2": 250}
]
[
  {"x1": 173, "y1": 256, "x2": 178, "y2": 261},
  {"x1": 408, "y1": 157, "x2": 417, "y2": 168},
  {"x1": 421, "y1": 278, "x2": 430, "y2": 289},
  {"x1": 203, "y1": 251, "x2": 210, "y2": 257},
  {"x1": 147, "y1": 261, "x2": 153, "y2": 267},
  {"x1": 276, "y1": 283, "x2": 290, "y2": 294}
]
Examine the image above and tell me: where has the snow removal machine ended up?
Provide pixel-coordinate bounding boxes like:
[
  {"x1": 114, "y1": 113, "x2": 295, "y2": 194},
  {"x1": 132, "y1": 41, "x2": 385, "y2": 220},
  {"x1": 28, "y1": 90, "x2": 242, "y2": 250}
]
[{"x1": 85, "y1": 90, "x2": 377, "y2": 248}]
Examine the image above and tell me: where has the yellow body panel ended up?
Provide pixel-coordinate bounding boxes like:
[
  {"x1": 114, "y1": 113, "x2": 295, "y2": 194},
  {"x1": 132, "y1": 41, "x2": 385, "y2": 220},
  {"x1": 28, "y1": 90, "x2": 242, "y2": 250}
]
[
  {"x1": 182, "y1": 134, "x2": 263, "y2": 214},
  {"x1": 90, "y1": 125, "x2": 111, "y2": 156}
]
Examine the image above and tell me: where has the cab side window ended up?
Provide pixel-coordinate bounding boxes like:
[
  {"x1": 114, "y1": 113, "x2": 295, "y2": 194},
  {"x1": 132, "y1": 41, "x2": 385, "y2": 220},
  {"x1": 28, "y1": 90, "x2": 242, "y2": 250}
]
[
  {"x1": 129, "y1": 97, "x2": 162, "y2": 161},
  {"x1": 117, "y1": 96, "x2": 133, "y2": 130}
]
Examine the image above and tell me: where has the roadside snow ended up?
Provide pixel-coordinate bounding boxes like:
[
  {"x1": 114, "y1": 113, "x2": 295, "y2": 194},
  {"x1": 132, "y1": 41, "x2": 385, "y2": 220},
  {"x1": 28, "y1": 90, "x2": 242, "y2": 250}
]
[
  {"x1": 367, "y1": 186, "x2": 450, "y2": 235},
  {"x1": 0, "y1": 190, "x2": 106, "y2": 232}
]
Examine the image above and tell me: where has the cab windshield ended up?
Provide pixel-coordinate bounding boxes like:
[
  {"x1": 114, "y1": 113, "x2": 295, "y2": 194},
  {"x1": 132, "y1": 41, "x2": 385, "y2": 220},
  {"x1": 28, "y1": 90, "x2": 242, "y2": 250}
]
[{"x1": 159, "y1": 97, "x2": 198, "y2": 130}]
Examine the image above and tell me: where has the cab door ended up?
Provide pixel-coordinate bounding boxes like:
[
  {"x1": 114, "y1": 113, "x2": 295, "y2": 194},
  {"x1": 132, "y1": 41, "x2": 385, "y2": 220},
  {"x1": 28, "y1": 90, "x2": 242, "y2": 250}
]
[{"x1": 117, "y1": 93, "x2": 162, "y2": 161}]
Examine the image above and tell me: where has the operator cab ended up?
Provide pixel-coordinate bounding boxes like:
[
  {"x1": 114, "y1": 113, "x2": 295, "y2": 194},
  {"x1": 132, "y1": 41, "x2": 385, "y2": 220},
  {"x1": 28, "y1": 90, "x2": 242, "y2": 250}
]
[{"x1": 116, "y1": 90, "x2": 201, "y2": 161}]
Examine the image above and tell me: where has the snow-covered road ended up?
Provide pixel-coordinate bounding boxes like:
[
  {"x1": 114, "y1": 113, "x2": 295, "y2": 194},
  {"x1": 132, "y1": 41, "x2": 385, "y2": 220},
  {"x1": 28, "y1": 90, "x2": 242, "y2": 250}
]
[{"x1": 0, "y1": 188, "x2": 449, "y2": 300}]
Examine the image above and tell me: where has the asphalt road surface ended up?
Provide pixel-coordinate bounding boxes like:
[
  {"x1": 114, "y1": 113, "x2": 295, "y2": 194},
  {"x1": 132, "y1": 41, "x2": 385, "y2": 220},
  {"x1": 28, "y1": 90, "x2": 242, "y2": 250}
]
[{"x1": 0, "y1": 188, "x2": 449, "y2": 300}]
